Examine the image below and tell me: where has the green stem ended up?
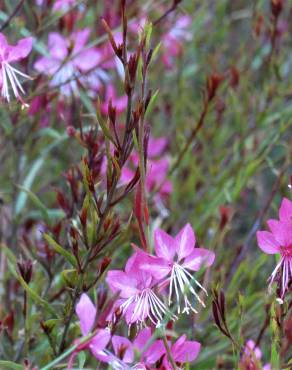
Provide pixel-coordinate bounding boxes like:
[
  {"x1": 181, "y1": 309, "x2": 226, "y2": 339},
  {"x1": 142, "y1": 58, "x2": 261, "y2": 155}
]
[
  {"x1": 41, "y1": 332, "x2": 95, "y2": 370},
  {"x1": 162, "y1": 334, "x2": 178, "y2": 370}
]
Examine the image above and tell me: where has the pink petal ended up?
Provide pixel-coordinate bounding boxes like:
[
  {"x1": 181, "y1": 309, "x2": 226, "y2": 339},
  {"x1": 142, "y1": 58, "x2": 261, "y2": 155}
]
[
  {"x1": 143, "y1": 340, "x2": 165, "y2": 364},
  {"x1": 7, "y1": 37, "x2": 33, "y2": 62},
  {"x1": 48, "y1": 33, "x2": 68, "y2": 60},
  {"x1": 139, "y1": 255, "x2": 171, "y2": 280},
  {"x1": 147, "y1": 137, "x2": 168, "y2": 157},
  {"x1": 74, "y1": 48, "x2": 101, "y2": 71},
  {"x1": 267, "y1": 219, "x2": 292, "y2": 247},
  {"x1": 106, "y1": 270, "x2": 138, "y2": 298},
  {"x1": 34, "y1": 57, "x2": 60, "y2": 74},
  {"x1": 133, "y1": 328, "x2": 151, "y2": 351},
  {"x1": 175, "y1": 223, "x2": 196, "y2": 260},
  {"x1": 256, "y1": 231, "x2": 280, "y2": 254},
  {"x1": 182, "y1": 248, "x2": 215, "y2": 271},
  {"x1": 279, "y1": 198, "x2": 292, "y2": 223},
  {"x1": 89, "y1": 329, "x2": 111, "y2": 359},
  {"x1": 124, "y1": 252, "x2": 154, "y2": 288},
  {"x1": 172, "y1": 335, "x2": 201, "y2": 363},
  {"x1": 72, "y1": 29, "x2": 90, "y2": 54},
  {"x1": 120, "y1": 167, "x2": 135, "y2": 185},
  {"x1": 75, "y1": 293, "x2": 96, "y2": 336},
  {"x1": 0, "y1": 33, "x2": 8, "y2": 52},
  {"x1": 154, "y1": 228, "x2": 176, "y2": 261},
  {"x1": 112, "y1": 335, "x2": 134, "y2": 363}
]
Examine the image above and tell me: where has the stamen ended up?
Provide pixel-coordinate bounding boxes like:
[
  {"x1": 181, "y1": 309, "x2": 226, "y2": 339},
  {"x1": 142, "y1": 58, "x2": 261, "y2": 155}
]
[{"x1": 169, "y1": 263, "x2": 208, "y2": 314}]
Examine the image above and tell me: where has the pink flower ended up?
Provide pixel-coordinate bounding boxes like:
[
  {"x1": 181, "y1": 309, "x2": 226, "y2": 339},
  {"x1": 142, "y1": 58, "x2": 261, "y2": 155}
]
[
  {"x1": 162, "y1": 16, "x2": 192, "y2": 69},
  {"x1": 239, "y1": 340, "x2": 271, "y2": 370},
  {"x1": 68, "y1": 293, "x2": 110, "y2": 369},
  {"x1": 140, "y1": 224, "x2": 215, "y2": 314},
  {"x1": 101, "y1": 84, "x2": 127, "y2": 115},
  {"x1": 106, "y1": 252, "x2": 176, "y2": 327},
  {"x1": 256, "y1": 198, "x2": 292, "y2": 297},
  {"x1": 120, "y1": 136, "x2": 172, "y2": 203},
  {"x1": 53, "y1": 0, "x2": 76, "y2": 11},
  {"x1": 97, "y1": 328, "x2": 165, "y2": 369},
  {"x1": 0, "y1": 33, "x2": 32, "y2": 105},
  {"x1": 163, "y1": 334, "x2": 201, "y2": 370},
  {"x1": 34, "y1": 29, "x2": 101, "y2": 96}
]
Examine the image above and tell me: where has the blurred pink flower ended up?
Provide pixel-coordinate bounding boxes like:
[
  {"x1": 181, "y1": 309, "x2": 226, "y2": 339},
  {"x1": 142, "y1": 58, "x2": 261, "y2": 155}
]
[
  {"x1": 53, "y1": 0, "x2": 76, "y2": 11},
  {"x1": 120, "y1": 136, "x2": 172, "y2": 203},
  {"x1": 140, "y1": 224, "x2": 215, "y2": 314},
  {"x1": 34, "y1": 29, "x2": 101, "y2": 96},
  {"x1": 239, "y1": 340, "x2": 271, "y2": 370},
  {"x1": 67, "y1": 293, "x2": 110, "y2": 369},
  {"x1": 101, "y1": 84, "x2": 127, "y2": 115},
  {"x1": 256, "y1": 197, "x2": 292, "y2": 297},
  {"x1": 106, "y1": 252, "x2": 176, "y2": 326},
  {"x1": 162, "y1": 16, "x2": 192, "y2": 69},
  {"x1": 0, "y1": 33, "x2": 32, "y2": 104}
]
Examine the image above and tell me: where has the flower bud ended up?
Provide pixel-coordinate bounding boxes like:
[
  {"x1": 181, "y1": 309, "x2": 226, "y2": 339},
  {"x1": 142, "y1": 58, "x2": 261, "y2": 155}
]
[{"x1": 17, "y1": 259, "x2": 33, "y2": 284}]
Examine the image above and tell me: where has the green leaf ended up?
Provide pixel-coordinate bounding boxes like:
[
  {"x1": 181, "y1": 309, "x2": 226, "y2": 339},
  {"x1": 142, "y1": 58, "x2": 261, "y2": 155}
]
[
  {"x1": 0, "y1": 361, "x2": 24, "y2": 370},
  {"x1": 15, "y1": 157, "x2": 44, "y2": 215},
  {"x1": 16, "y1": 185, "x2": 50, "y2": 224},
  {"x1": 43, "y1": 234, "x2": 77, "y2": 268},
  {"x1": 145, "y1": 89, "x2": 159, "y2": 118},
  {"x1": 1, "y1": 245, "x2": 58, "y2": 318}
]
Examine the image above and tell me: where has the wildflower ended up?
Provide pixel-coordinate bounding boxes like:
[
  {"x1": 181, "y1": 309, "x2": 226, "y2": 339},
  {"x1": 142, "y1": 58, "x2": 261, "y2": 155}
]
[
  {"x1": 34, "y1": 30, "x2": 101, "y2": 96},
  {"x1": 106, "y1": 252, "x2": 177, "y2": 327},
  {"x1": 96, "y1": 328, "x2": 165, "y2": 369},
  {"x1": 162, "y1": 334, "x2": 201, "y2": 370},
  {"x1": 239, "y1": 340, "x2": 271, "y2": 370},
  {"x1": 0, "y1": 33, "x2": 32, "y2": 105},
  {"x1": 161, "y1": 16, "x2": 192, "y2": 69},
  {"x1": 256, "y1": 198, "x2": 292, "y2": 297},
  {"x1": 67, "y1": 293, "x2": 110, "y2": 369},
  {"x1": 120, "y1": 136, "x2": 172, "y2": 204},
  {"x1": 140, "y1": 224, "x2": 215, "y2": 314}
]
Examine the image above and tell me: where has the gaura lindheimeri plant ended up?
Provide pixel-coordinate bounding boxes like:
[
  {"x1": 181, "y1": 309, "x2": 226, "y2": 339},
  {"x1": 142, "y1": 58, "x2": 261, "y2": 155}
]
[
  {"x1": 256, "y1": 197, "x2": 292, "y2": 297},
  {"x1": 34, "y1": 29, "x2": 101, "y2": 96},
  {"x1": 106, "y1": 252, "x2": 177, "y2": 327},
  {"x1": 67, "y1": 293, "x2": 110, "y2": 369},
  {"x1": 0, "y1": 33, "x2": 32, "y2": 105},
  {"x1": 140, "y1": 223, "x2": 215, "y2": 314}
]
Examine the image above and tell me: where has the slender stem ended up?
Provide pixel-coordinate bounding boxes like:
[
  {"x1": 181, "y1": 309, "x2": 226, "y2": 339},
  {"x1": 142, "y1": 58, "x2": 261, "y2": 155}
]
[
  {"x1": 162, "y1": 334, "x2": 178, "y2": 370},
  {"x1": 0, "y1": 0, "x2": 25, "y2": 32}
]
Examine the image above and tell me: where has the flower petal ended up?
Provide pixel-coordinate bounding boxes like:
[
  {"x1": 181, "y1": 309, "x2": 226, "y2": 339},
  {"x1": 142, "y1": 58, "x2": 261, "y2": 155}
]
[
  {"x1": 143, "y1": 340, "x2": 165, "y2": 364},
  {"x1": 175, "y1": 223, "x2": 196, "y2": 260},
  {"x1": 48, "y1": 33, "x2": 68, "y2": 60},
  {"x1": 74, "y1": 48, "x2": 101, "y2": 71},
  {"x1": 139, "y1": 255, "x2": 171, "y2": 280},
  {"x1": 75, "y1": 293, "x2": 96, "y2": 336},
  {"x1": 279, "y1": 198, "x2": 292, "y2": 223},
  {"x1": 154, "y1": 228, "x2": 176, "y2": 261},
  {"x1": 89, "y1": 329, "x2": 111, "y2": 359},
  {"x1": 34, "y1": 57, "x2": 59, "y2": 74},
  {"x1": 182, "y1": 248, "x2": 215, "y2": 271},
  {"x1": 133, "y1": 328, "x2": 151, "y2": 351},
  {"x1": 7, "y1": 37, "x2": 33, "y2": 62},
  {"x1": 267, "y1": 220, "x2": 292, "y2": 247},
  {"x1": 112, "y1": 335, "x2": 134, "y2": 363},
  {"x1": 256, "y1": 231, "x2": 280, "y2": 254},
  {"x1": 172, "y1": 335, "x2": 201, "y2": 363},
  {"x1": 106, "y1": 270, "x2": 138, "y2": 298}
]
